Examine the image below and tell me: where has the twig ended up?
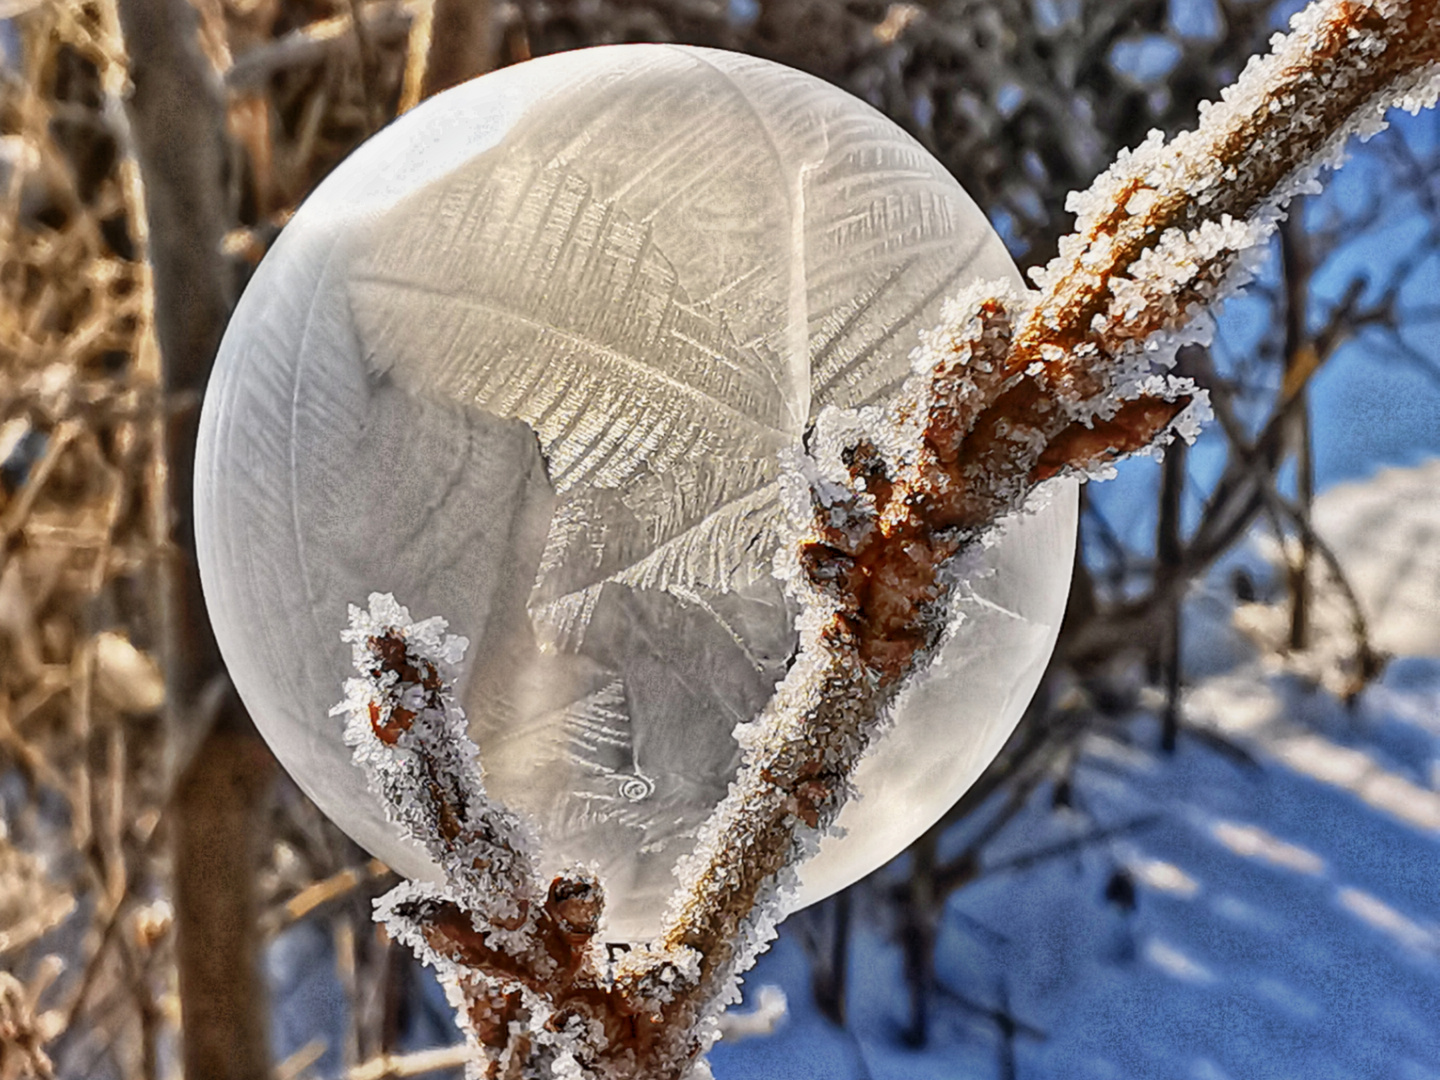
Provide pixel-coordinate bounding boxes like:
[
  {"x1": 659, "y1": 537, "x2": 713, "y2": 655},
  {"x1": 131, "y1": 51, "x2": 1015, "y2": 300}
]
[
  {"x1": 420, "y1": 0, "x2": 492, "y2": 98},
  {"x1": 1156, "y1": 436, "x2": 1187, "y2": 753},
  {"x1": 348, "y1": 0, "x2": 386, "y2": 133},
  {"x1": 1191, "y1": 350, "x2": 1384, "y2": 690},
  {"x1": 275, "y1": 1040, "x2": 327, "y2": 1080},
  {"x1": 114, "y1": 3, "x2": 273, "y2": 1079},
  {"x1": 397, "y1": 0, "x2": 432, "y2": 113},
  {"x1": 977, "y1": 814, "x2": 1163, "y2": 881},
  {"x1": 899, "y1": 830, "x2": 937, "y2": 1046},
  {"x1": 348, "y1": 1045, "x2": 474, "y2": 1080},
  {"x1": 224, "y1": 1, "x2": 415, "y2": 93},
  {"x1": 0, "y1": 420, "x2": 81, "y2": 546},
  {"x1": 1261, "y1": 484, "x2": 1388, "y2": 694},
  {"x1": 281, "y1": 860, "x2": 395, "y2": 925},
  {"x1": 1279, "y1": 215, "x2": 1318, "y2": 650},
  {"x1": 341, "y1": 3, "x2": 1440, "y2": 1077}
]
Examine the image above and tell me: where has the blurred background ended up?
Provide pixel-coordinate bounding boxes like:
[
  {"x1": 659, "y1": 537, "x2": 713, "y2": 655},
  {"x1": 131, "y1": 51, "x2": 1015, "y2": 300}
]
[{"x1": 1, "y1": 0, "x2": 1437, "y2": 1078}]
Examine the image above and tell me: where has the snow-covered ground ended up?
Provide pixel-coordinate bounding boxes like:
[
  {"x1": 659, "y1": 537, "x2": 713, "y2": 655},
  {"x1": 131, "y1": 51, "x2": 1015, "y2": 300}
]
[{"x1": 714, "y1": 662, "x2": 1440, "y2": 1080}]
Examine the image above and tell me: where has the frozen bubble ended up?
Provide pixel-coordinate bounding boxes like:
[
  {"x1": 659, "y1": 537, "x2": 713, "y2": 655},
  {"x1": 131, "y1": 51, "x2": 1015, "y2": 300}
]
[{"x1": 195, "y1": 44, "x2": 1077, "y2": 941}]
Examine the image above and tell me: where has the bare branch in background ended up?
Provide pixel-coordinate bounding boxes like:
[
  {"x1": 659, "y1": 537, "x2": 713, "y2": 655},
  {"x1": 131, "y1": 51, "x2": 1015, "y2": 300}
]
[
  {"x1": 421, "y1": 0, "x2": 494, "y2": 98},
  {"x1": 225, "y1": 1, "x2": 416, "y2": 94},
  {"x1": 114, "y1": 1, "x2": 272, "y2": 1078}
]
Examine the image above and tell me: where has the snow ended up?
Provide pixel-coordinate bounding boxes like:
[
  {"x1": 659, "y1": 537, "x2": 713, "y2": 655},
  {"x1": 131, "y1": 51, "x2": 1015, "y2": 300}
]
[
  {"x1": 1240, "y1": 460, "x2": 1440, "y2": 662},
  {"x1": 712, "y1": 656, "x2": 1440, "y2": 1080}
]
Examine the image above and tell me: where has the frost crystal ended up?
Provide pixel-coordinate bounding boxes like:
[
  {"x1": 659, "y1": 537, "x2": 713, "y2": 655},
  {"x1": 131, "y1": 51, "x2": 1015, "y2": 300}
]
[{"x1": 332, "y1": 593, "x2": 543, "y2": 928}]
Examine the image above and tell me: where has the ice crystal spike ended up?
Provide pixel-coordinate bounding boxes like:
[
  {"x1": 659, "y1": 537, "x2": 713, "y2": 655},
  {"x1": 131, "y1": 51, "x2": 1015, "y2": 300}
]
[{"x1": 195, "y1": 43, "x2": 1077, "y2": 941}]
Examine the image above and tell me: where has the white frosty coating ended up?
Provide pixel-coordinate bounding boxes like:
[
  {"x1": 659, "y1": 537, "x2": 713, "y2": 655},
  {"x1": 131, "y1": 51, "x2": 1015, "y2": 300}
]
[
  {"x1": 373, "y1": 859, "x2": 610, "y2": 1077},
  {"x1": 332, "y1": 592, "x2": 543, "y2": 929},
  {"x1": 663, "y1": 658, "x2": 870, "y2": 1035},
  {"x1": 713, "y1": 984, "x2": 788, "y2": 1043},
  {"x1": 1026, "y1": 2, "x2": 1440, "y2": 440},
  {"x1": 338, "y1": 595, "x2": 726, "y2": 1076},
  {"x1": 371, "y1": 880, "x2": 528, "y2": 1080}
]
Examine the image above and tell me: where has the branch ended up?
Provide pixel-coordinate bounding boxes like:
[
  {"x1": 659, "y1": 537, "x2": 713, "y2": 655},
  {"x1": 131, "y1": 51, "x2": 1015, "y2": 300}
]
[
  {"x1": 333, "y1": 597, "x2": 631, "y2": 1076},
  {"x1": 641, "y1": 0, "x2": 1440, "y2": 1067},
  {"x1": 338, "y1": 3, "x2": 1440, "y2": 1077},
  {"x1": 224, "y1": 2, "x2": 415, "y2": 93},
  {"x1": 114, "y1": 2, "x2": 274, "y2": 1079},
  {"x1": 332, "y1": 595, "x2": 543, "y2": 927},
  {"x1": 421, "y1": 0, "x2": 494, "y2": 99},
  {"x1": 349, "y1": 1045, "x2": 475, "y2": 1080}
]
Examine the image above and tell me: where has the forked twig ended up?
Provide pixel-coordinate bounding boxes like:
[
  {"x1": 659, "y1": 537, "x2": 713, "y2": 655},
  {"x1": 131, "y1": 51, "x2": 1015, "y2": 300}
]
[{"x1": 333, "y1": 3, "x2": 1440, "y2": 1076}]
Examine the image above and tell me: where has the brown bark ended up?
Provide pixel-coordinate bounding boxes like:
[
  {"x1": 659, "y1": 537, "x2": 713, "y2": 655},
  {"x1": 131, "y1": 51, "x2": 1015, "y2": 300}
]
[
  {"x1": 171, "y1": 725, "x2": 273, "y2": 1080},
  {"x1": 115, "y1": 1, "x2": 272, "y2": 1076},
  {"x1": 421, "y1": 0, "x2": 493, "y2": 98}
]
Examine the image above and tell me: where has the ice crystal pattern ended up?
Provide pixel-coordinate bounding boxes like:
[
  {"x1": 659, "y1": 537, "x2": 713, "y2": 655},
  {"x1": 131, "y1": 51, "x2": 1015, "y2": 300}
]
[{"x1": 195, "y1": 43, "x2": 1076, "y2": 942}]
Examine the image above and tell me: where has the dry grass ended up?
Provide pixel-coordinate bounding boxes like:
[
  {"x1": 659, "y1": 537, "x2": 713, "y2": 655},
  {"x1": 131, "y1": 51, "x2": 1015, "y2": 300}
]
[{"x1": 1, "y1": 4, "x2": 176, "y2": 1077}]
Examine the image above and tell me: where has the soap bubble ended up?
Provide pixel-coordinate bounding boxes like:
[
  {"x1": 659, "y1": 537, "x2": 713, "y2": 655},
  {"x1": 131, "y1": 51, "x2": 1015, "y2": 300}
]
[{"x1": 195, "y1": 44, "x2": 1077, "y2": 942}]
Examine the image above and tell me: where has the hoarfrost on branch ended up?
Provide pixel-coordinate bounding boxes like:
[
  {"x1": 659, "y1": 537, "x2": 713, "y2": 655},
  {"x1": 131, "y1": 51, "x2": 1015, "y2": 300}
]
[{"x1": 332, "y1": 1, "x2": 1440, "y2": 1076}]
